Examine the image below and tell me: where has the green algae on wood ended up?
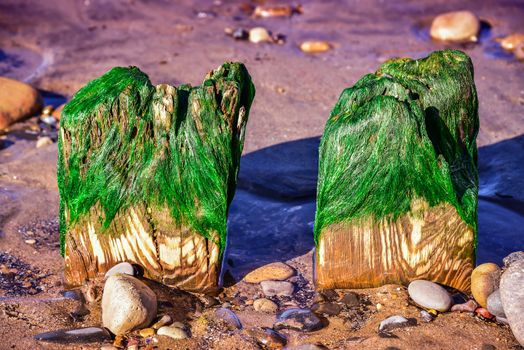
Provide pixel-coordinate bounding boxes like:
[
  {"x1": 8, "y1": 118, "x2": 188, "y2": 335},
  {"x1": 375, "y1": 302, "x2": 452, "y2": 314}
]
[
  {"x1": 314, "y1": 50, "x2": 478, "y2": 292},
  {"x1": 58, "y1": 63, "x2": 255, "y2": 292}
]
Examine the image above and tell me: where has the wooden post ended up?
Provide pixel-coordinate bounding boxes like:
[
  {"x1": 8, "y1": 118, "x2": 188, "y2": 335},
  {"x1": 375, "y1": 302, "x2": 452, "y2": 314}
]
[
  {"x1": 58, "y1": 63, "x2": 255, "y2": 293},
  {"x1": 315, "y1": 50, "x2": 478, "y2": 292}
]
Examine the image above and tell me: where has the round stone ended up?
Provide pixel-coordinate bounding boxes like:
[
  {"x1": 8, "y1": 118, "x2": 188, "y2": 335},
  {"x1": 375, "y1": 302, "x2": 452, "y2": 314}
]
[
  {"x1": 500, "y1": 260, "x2": 524, "y2": 346},
  {"x1": 487, "y1": 289, "x2": 505, "y2": 318},
  {"x1": 430, "y1": 11, "x2": 480, "y2": 43},
  {"x1": 249, "y1": 27, "x2": 272, "y2": 44},
  {"x1": 0, "y1": 77, "x2": 42, "y2": 130},
  {"x1": 104, "y1": 262, "x2": 135, "y2": 279},
  {"x1": 253, "y1": 298, "x2": 278, "y2": 313},
  {"x1": 260, "y1": 280, "x2": 294, "y2": 297},
  {"x1": 471, "y1": 263, "x2": 501, "y2": 308},
  {"x1": 244, "y1": 262, "x2": 295, "y2": 283},
  {"x1": 214, "y1": 308, "x2": 242, "y2": 329},
  {"x1": 407, "y1": 280, "x2": 452, "y2": 312},
  {"x1": 101, "y1": 274, "x2": 157, "y2": 335},
  {"x1": 157, "y1": 326, "x2": 189, "y2": 340}
]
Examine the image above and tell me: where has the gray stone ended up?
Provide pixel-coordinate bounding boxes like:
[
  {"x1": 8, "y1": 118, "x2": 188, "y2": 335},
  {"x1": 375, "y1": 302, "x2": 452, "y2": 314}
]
[
  {"x1": 500, "y1": 260, "x2": 524, "y2": 346},
  {"x1": 157, "y1": 326, "x2": 189, "y2": 340},
  {"x1": 487, "y1": 290, "x2": 505, "y2": 318},
  {"x1": 408, "y1": 280, "x2": 452, "y2": 312},
  {"x1": 378, "y1": 315, "x2": 416, "y2": 332},
  {"x1": 215, "y1": 307, "x2": 242, "y2": 329},
  {"x1": 261, "y1": 280, "x2": 294, "y2": 297},
  {"x1": 253, "y1": 298, "x2": 278, "y2": 313},
  {"x1": 104, "y1": 262, "x2": 135, "y2": 279},
  {"x1": 34, "y1": 327, "x2": 111, "y2": 343},
  {"x1": 503, "y1": 251, "x2": 524, "y2": 268},
  {"x1": 102, "y1": 274, "x2": 157, "y2": 335},
  {"x1": 274, "y1": 308, "x2": 324, "y2": 332}
]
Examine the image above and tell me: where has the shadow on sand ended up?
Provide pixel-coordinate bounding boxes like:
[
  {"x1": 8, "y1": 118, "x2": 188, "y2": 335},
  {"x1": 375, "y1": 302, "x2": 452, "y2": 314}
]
[{"x1": 226, "y1": 134, "x2": 524, "y2": 281}]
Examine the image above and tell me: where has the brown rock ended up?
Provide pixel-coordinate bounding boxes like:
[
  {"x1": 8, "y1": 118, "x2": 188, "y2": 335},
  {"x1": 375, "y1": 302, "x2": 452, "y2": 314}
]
[
  {"x1": 498, "y1": 33, "x2": 524, "y2": 51},
  {"x1": 52, "y1": 103, "x2": 65, "y2": 120},
  {"x1": 0, "y1": 77, "x2": 42, "y2": 130},
  {"x1": 471, "y1": 263, "x2": 501, "y2": 308},
  {"x1": 243, "y1": 262, "x2": 295, "y2": 283},
  {"x1": 253, "y1": 298, "x2": 278, "y2": 313},
  {"x1": 300, "y1": 41, "x2": 331, "y2": 53},
  {"x1": 430, "y1": 11, "x2": 480, "y2": 43}
]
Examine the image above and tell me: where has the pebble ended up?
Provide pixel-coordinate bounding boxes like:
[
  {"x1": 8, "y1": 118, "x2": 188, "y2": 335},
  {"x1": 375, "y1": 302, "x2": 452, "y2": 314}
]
[
  {"x1": 247, "y1": 327, "x2": 287, "y2": 349},
  {"x1": 104, "y1": 262, "x2": 135, "y2": 279},
  {"x1": 430, "y1": 11, "x2": 480, "y2": 43},
  {"x1": 233, "y1": 28, "x2": 249, "y2": 40},
  {"x1": 215, "y1": 307, "x2": 242, "y2": 329},
  {"x1": 152, "y1": 315, "x2": 172, "y2": 329},
  {"x1": 52, "y1": 103, "x2": 65, "y2": 120},
  {"x1": 253, "y1": 5, "x2": 293, "y2": 18},
  {"x1": 261, "y1": 280, "x2": 294, "y2": 297},
  {"x1": 36, "y1": 137, "x2": 53, "y2": 148},
  {"x1": 62, "y1": 289, "x2": 85, "y2": 302},
  {"x1": 498, "y1": 34, "x2": 524, "y2": 51},
  {"x1": 451, "y1": 299, "x2": 478, "y2": 313},
  {"x1": 407, "y1": 280, "x2": 453, "y2": 312},
  {"x1": 476, "y1": 307, "x2": 495, "y2": 320},
  {"x1": 254, "y1": 298, "x2": 278, "y2": 313},
  {"x1": 299, "y1": 41, "x2": 331, "y2": 53},
  {"x1": 487, "y1": 290, "x2": 505, "y2": 318},
  {"x1": 102, "y1": 274, "x2": 157, "y2": 335},
  {"x1": 249, "y1": 27, "x2": 273, "y2": 44},
  {"x1": 24, "y1": 239, "x2": 37, "y2": 245},
  {"x1": 139, "y1": 328, "x2": 155, "y2": 337},
  {"x1": 0, "y1": 77, "x2": 42, "y2": 130},
  {"x1": 157, "y1": 326, "x2": 189, "y2": 340},
  {"x1": 471, "y1": 263, "x2": 501, "y2": 308},
  {"x1": 378, "y1": 315, "x2": 415, "y2": 332},
  {"x1": 339, "y1": 292, "x2": 359, "y2": 307},
  {"x1": 244, "y1": 262, "x2": 295, "y2": 283},
  {"x1": 274, "y1": 308, "x2": 324, "y2": 332},
  {"x1": 420, "y1": 310, "x2": 435, "y2": 323},
  {"x1": 311, "y1": 302, "x2": 341, "y2": 316},
  {"x1": 500, "y1": 259, "x2": 524, "y2": 346},
  {"x1": 34, "y1": 327, "x2": 111, "y2": 343},
  {"x1": 376, "y1": 303, "x2": 383, "y2": 311}
]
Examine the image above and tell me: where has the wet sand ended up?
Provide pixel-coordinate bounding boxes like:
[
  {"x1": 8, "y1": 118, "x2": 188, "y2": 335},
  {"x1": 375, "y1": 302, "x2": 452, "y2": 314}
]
[{"x1": 1, "y1": 0, "x2": 524, "y2": 349}]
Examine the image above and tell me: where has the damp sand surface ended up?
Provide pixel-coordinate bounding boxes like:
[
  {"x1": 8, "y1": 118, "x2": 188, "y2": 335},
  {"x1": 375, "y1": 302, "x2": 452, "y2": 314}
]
[{"x1": 1, "y1": 0, "x2": 524, "y2": 349}]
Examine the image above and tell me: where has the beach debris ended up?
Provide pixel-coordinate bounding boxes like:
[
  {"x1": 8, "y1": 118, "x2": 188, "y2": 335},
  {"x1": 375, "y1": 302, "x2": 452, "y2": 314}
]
[
  {"x1": 244, "y1": 262, "x2": 295, "y2": 283},
  {"x1": 430, "y1": 10, "x2": 480, "y2": 43},
  {"x1": 0, "y1": 77, "x2": 42, "y2": 130},
  {"x1": 420, "y1": 310, "x2": 435, "y2": 323},
  {"x1": 152, "y1": 315, "x2": 173, "y2": 329},
  {"x1": 408, "y1": 280, "x2": 453, "y2": 312},
  {"x1": 487, "y1": 289, "x2": 506, "y2": 318},
  {"x1": 311, "y1": 302, "x2": 341, "y2": 316},
  {"x1": 299, "y1": 41, "x2": 331, "y2": 53},
  {"x1": 503, "y1": 251, "x2": 524, "y2": 268},
  {"x1": 451, "y1": 299, "x2": 478, "y2": 313},
  {"x1": 104, "y1": 262, "x2": 135, "y2": 280},
  {"x1": 314, "y1": 50, "x2": 478, "y2": 292},
  {"x1": 248, "y1": 327, "x2": 287, "y2": 349},
  {"x1": 34, "y1": 327, "x2": 112, "y2": 343},
  {"x1": 274, "y1": 308, "x2": 325, "y2": 332},
  {"x1": 157, "y1": 325, "x2": 189, "y2": 340},
  {"x1": 249, "y1": 27, "x2": 273, "y2": 43},
  {"x1": 253, "y1": 298, "x2": 278, "y2": 313},
  {"x1": 500, "y1": 259, "x2": 524, "y2": 346},
  {"x1": 497, "y1": 33, "x2": 524, "y2": 51},
  {"x1": 253, "y1": 4, "x2": 302, "y2": 18},
  {"x1": 471, "y1": 263, "x2": 501, "y2": 308},
  {"x1": 215, "y1": 307, "x2": 243, "y2": 329},
  {"x1": 261, "y1": 280, "x2": 295, "y2": 297},
  {"x1": 378, "y1": 315, "x2": 415, "y2": 332},
  {"x1": 102, "y1": 274, "x2": 157, "y2": 335}
]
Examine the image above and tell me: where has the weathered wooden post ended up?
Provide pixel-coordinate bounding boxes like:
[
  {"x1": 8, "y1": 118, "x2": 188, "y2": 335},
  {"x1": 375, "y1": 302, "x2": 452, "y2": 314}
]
[
  {"x1": 58, "y1": 63, "x2": 255, "y2": 293},
  {"x1": 315, "y1": 50, "x2": 478, "y2": 292}
]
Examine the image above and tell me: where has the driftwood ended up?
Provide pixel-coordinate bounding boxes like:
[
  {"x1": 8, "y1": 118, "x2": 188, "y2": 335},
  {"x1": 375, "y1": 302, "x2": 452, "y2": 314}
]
[
  {"x1": 58, "y1": 63, "x2": 255, "y2": 293},
  {"x1": 315, "y1": 50, "x2": 479, "y2": 292}
]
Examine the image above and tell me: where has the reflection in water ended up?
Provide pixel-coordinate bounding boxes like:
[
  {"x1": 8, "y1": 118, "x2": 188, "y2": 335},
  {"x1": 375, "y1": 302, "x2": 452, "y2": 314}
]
[{"x1": 226, "y1": 135, "x2": 524, "y2": 280}]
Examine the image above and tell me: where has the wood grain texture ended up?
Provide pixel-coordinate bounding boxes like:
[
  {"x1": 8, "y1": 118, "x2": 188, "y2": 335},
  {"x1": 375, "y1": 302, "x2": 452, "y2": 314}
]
[
  {"x1": 315, "y1": 201, "x2": 474, "y2": 292},
  {"x1": 64, "y1": 203, "x2": 220, "y2": 293}
]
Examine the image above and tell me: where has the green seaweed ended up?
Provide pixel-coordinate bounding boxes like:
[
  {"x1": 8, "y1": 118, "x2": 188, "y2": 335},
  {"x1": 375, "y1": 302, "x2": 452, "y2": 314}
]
[
  {"x1": 315, "y1": 50, "x2": 478, "y2": 245},
  {"x1": 58, "y1": 63, "x2": 255, "y2": 256}
]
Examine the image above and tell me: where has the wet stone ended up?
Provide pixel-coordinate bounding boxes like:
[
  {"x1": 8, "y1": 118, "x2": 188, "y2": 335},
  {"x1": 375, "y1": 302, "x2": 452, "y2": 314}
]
[
  {"x1": 451, "y1": 299, "x2": 478, "y2": 313},
  {"x1": 247, "y1": 327, "x2": 287, "y2": 349},
  {"x1": 244, "y1": 262, "x2": 295, "y2": 283},
  {"x1": 104, "y1": 262, "x2": 135, "y2": 279},
  {"x1": 408, "y1": 280, "x2": 452, "y2": 312},
  {"x1": 476, "y1": 307, "x2": 495, "y2": 320},
  {"x1": 215, "y1": 307, "x2": 242, "y2": 329},
  {"x1": 487, "y1": 290, "x2": 505, "y2": 318},
  {"x1": 261, "y1": 280, "x2": 294, "y2": 297},
  {"x1": 311, "y1": 302, "x2": 341, "y2": 316},
  {"x1": 378, "y1": 315, "x2": 416, "y2": 332},
  {"x1": 274, "y1": 308, "x2": 325, "y2": 332},
  {"x1": 34, "y1": 327, "x2": 112, "y2": 343}
]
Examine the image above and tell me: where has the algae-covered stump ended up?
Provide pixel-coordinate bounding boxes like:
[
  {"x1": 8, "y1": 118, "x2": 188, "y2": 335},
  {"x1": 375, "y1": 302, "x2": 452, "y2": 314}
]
[
  {"x1": 315, "y1": 50, "x2": 478, "y2": 292},
  {"x1": 58, "y1": 63, "x2": 255, "y2": 293}
]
